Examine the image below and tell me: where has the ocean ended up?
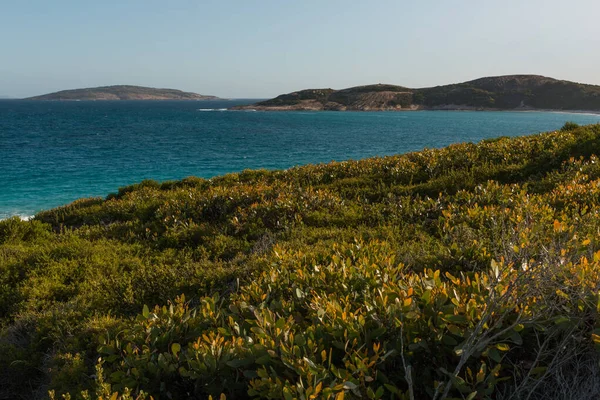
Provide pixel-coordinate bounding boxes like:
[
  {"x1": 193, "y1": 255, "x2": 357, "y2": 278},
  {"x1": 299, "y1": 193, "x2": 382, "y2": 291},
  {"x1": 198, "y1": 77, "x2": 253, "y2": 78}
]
[{"x1": 1, "y1": 99, "x2": 600, "y2": 220}]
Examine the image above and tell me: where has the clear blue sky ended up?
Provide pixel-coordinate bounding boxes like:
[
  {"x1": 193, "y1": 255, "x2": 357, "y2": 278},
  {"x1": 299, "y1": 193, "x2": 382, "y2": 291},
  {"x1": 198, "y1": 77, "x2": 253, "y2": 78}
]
[{"x1": 1, "y1": 0, "x2": 599, "y2": 98}]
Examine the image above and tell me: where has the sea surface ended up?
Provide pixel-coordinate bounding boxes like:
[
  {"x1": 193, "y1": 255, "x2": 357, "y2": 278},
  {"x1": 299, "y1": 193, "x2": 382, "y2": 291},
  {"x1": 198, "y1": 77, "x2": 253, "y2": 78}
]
[{"x1": 2, "y1": 99, "x2": 600, "y2": 219}]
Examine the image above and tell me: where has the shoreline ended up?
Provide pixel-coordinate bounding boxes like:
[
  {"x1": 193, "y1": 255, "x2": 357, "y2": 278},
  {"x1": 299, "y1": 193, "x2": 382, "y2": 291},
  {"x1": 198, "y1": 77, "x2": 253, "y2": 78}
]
[{"x1": 231, "y1": 105, "x2": 600, "y2": 114}]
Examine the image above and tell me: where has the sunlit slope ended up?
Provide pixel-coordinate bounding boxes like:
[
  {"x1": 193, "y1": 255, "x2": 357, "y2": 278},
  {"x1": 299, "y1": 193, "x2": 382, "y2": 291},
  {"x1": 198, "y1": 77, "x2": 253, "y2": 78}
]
[{"x1": 2, "y1": 123, "x2": 600, "y2": 399}]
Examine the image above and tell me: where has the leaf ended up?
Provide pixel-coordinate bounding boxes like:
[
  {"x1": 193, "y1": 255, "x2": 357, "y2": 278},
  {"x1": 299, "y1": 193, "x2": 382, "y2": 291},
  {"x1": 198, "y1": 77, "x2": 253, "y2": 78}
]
[
  {"x1": 447, "y1": 325, "x2": 462, "y2": 336},
  {"x1": 442, "y1": 335, "x2": 458, "y2": 346},
  {"x1": 343, "y1": 382, "x2": 357, "y2": 390},
  {"x1": 275, "y1": 318, "x2": 286, "y2": 329},
  {"x1": 555, "y1": 289, "x2": 569, "y2": 300},
  {"x1": 142, "y1": 304, "x2": 150, "y2": 318},
  {"x1": 496, "y1": 343, "x2": 510, "y2": 352},
  {"x1": 491, "y1": 260, "x2": 500, "y2": 279},
  {"x1": 171, "y1": 343, "x2": 181, "y2": 357},
  {"x1": 384, "y1": 384, "x2": 400, "y2": 395},
  {"x1": 314, "y1": 382, "x2": 322, "y2": 396},
  {"x1": 255, "y1": 355, "x2": 271, "y2": 365},
  {"x1": 553, "y1": 219, "x2": 562, "y2": 232},
  {"x1": 476, "y1": 362, "x2": 486, "y2": 383},
  {"x1": 421, "y1": 290, "x2": 432, "y2": 304},
  {"x1": 445, "y1": 315, "x2": 468, "y2": 324},
  {"x1": 487, "y1": 348, "x2": 502, "y2": 363},
  {"x1": 466, "y1": 392, "x2": 478, "y2": 400},
  {"x1": 509, "y1": 331, "x2": 522, "y2": 345},
  {"x1": 226, "y1": 358, "x2": 253, "y2": 368},
  {"x1": 530, "y1": 366, "x2": 547, "y2": 375},
  {"x1": 335, "y1": 391, "x2": 345, "y2": 400}
]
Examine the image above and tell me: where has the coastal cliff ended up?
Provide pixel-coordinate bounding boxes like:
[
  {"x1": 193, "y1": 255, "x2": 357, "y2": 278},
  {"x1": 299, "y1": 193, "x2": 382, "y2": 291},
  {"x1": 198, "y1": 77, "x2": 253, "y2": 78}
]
[
  {"x1": 233, "y1": 75, "x2": 600, "y2": 112},
  {"x1": 26, "y1": 85, "x2": 220, "y2": 101}
]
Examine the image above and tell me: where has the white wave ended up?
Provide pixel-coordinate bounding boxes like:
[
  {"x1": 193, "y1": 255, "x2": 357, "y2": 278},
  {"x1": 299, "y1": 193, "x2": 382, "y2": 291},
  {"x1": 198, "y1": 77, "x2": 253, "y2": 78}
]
[
  {"x1": 198, "y1": 108, "x2": 229, "y2": 112},
  {"x1": 0, "y1": 214, "x2": 34, "y2": 221}
]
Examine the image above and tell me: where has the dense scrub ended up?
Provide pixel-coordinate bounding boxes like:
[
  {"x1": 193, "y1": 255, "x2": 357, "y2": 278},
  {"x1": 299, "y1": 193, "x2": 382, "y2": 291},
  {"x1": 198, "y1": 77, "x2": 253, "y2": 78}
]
[
  {"x1": 2, "y1": 124, "x2": 600, "y2": 399},
  {"x1": 241, "y1": 75, "x2": 600, "y2": 111}
]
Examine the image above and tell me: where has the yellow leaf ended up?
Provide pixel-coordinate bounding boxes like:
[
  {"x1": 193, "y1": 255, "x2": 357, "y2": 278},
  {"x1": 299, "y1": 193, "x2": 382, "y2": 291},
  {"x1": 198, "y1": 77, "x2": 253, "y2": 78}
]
[
  {"x1": 476, "y1": 363, "x2": 486, "y2": 383},
  {"x1": 314, "y1": 382, "x2": 322, "y2": 395},
  {"x1": 336, "y1": 391, "x2": 345, "y2": 400},
  {"x1": 496, "y1": 343, "x2": 510, "y2": 351},
  {"x1": 553, "y1": 219, "x2": 561, "y2": 232},
  {"x1": 583, "y1": 239, "x2": 591, "y2": 246}
]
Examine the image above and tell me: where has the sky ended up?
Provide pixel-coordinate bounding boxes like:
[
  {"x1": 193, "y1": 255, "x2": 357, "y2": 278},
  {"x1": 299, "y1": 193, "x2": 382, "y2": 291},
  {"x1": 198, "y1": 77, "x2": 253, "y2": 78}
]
[{"x1": 1, "y1": 0, "x2": 599, "y2": 98}]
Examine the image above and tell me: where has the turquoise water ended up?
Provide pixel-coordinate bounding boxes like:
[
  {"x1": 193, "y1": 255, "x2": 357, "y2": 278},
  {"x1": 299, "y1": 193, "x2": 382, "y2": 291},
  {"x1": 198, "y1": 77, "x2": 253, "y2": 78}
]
[{"x1": 1, "y1": 99, "x2": 600, "y2": 219}]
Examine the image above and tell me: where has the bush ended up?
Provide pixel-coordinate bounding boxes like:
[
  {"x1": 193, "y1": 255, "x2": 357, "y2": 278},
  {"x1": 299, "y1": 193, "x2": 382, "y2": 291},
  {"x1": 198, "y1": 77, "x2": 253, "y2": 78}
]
[
  {"x1": 2, "y1": 124, "x2": 600, "y2": 399},
  {"x1": 561, "y1": 121, "x2": 580, "y2": 131}
]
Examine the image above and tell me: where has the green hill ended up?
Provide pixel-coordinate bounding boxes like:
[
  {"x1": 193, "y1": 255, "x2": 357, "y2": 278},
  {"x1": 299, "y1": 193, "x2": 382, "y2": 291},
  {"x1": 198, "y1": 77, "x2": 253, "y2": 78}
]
[
  {"x1": 233, "y1": 75, "x2": 600, "y2": 111},
  {"x1": 26, "y1": 85, "x2": 220, "y2": 101},
  {"x1": 2, "y1": 123, "x2": 600, "y2": 399}
]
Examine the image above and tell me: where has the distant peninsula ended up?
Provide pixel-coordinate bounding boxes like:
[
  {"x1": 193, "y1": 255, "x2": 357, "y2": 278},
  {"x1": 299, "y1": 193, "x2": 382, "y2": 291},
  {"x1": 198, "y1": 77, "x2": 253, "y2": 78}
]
[
  {"x1": 232, "y1": 75, "x2": 600, "y2": 112},
  {"x1": 26, "y1": 85, "x2": 220, "y2": 101}
]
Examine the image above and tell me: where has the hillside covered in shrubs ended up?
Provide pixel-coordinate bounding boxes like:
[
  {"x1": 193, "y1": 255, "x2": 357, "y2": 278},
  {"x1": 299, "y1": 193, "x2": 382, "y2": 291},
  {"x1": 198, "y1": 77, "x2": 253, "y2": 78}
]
[
  {"x1": 2, "y1": 123, "x2": 600, "y2": 399},
  {"x1": 232, "y1": 75, "x2": 600, "y2": 111}
]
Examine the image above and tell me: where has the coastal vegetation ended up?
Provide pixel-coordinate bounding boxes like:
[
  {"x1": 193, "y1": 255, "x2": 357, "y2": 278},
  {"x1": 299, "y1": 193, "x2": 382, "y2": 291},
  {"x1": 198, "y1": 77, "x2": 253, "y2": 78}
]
[
  {"x1": 26, "y1": 86, "x2": 220, "y2": 101},
  {"x1": 2, "y1": 123, "x2": 600, "y2": 399},
  {"x1": 233, "y1": 75, "x2": 600, "y2": 111}
]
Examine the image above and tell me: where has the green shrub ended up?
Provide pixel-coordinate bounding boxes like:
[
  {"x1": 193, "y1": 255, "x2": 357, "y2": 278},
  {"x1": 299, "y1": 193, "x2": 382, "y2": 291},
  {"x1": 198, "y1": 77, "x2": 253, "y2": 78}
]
[{"x1": 1, "y1": 124, "x2": 600, "y2": 399}]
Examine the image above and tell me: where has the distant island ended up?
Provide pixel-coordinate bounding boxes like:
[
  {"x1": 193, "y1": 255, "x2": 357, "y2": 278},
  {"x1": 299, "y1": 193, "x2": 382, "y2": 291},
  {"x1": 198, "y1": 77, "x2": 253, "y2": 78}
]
[
  {"x1": 232, "y1": 75, "x2": 600, "y2": 112},
  {"x1": 26, "y1": 85, "x2": 220, "y2": 101}
]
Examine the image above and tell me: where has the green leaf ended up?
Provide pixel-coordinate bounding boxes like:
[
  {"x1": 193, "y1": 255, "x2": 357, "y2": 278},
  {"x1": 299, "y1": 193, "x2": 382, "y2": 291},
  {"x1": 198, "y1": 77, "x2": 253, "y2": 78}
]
[
  {"x1": 255, "y1": 355, "x2": 271, "y2": 365},
  {"x1": 442, "y1": 335, "x2": 458, "y2": 346},
  {"x1": 487, "y1": 348, "x2": 502, "y2": 363},
  {"x1": 466, "y1": 391, "x2": 478, "y2": 400},
  {"x1": 509, "y1": 331, "x2": 522, "y2": 345},
  {"x1": 445, "y1": 315, "x2": 468, "y2": 324},
  {"x1": 384, "y1": 384, "x2": 400, "y2": 395},
  {"x1": 142, "y1": 304, "x2": 150, "y2": 318},
  {"x1": 226, "y1": 358, "x2": 253, "y2": 368},
  {"x1": 421, "y1": 290, "x2": 432, "y2": 304},
  {"x1": 171, "y1": 342, "x2": 181, "y2": 357},
  {"x1": 275, "y1": 318, "x2": 286, "y2": 329},
  {"x1": 283, "y1": 387, "x2": 293, "y2": 400}
]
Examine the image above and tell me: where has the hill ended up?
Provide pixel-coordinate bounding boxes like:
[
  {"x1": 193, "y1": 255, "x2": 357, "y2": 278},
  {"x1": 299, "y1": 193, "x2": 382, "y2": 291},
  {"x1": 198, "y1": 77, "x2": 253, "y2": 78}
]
[
  {"x1": 26, "y1": 85, "x2": 220, "y2": 101},
  {"x1": 233, "y1": 75, "x2": 600, "y2": 111},
  {"x1": 2, "y1": 123, "x2": 600, "y2": 399}
]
